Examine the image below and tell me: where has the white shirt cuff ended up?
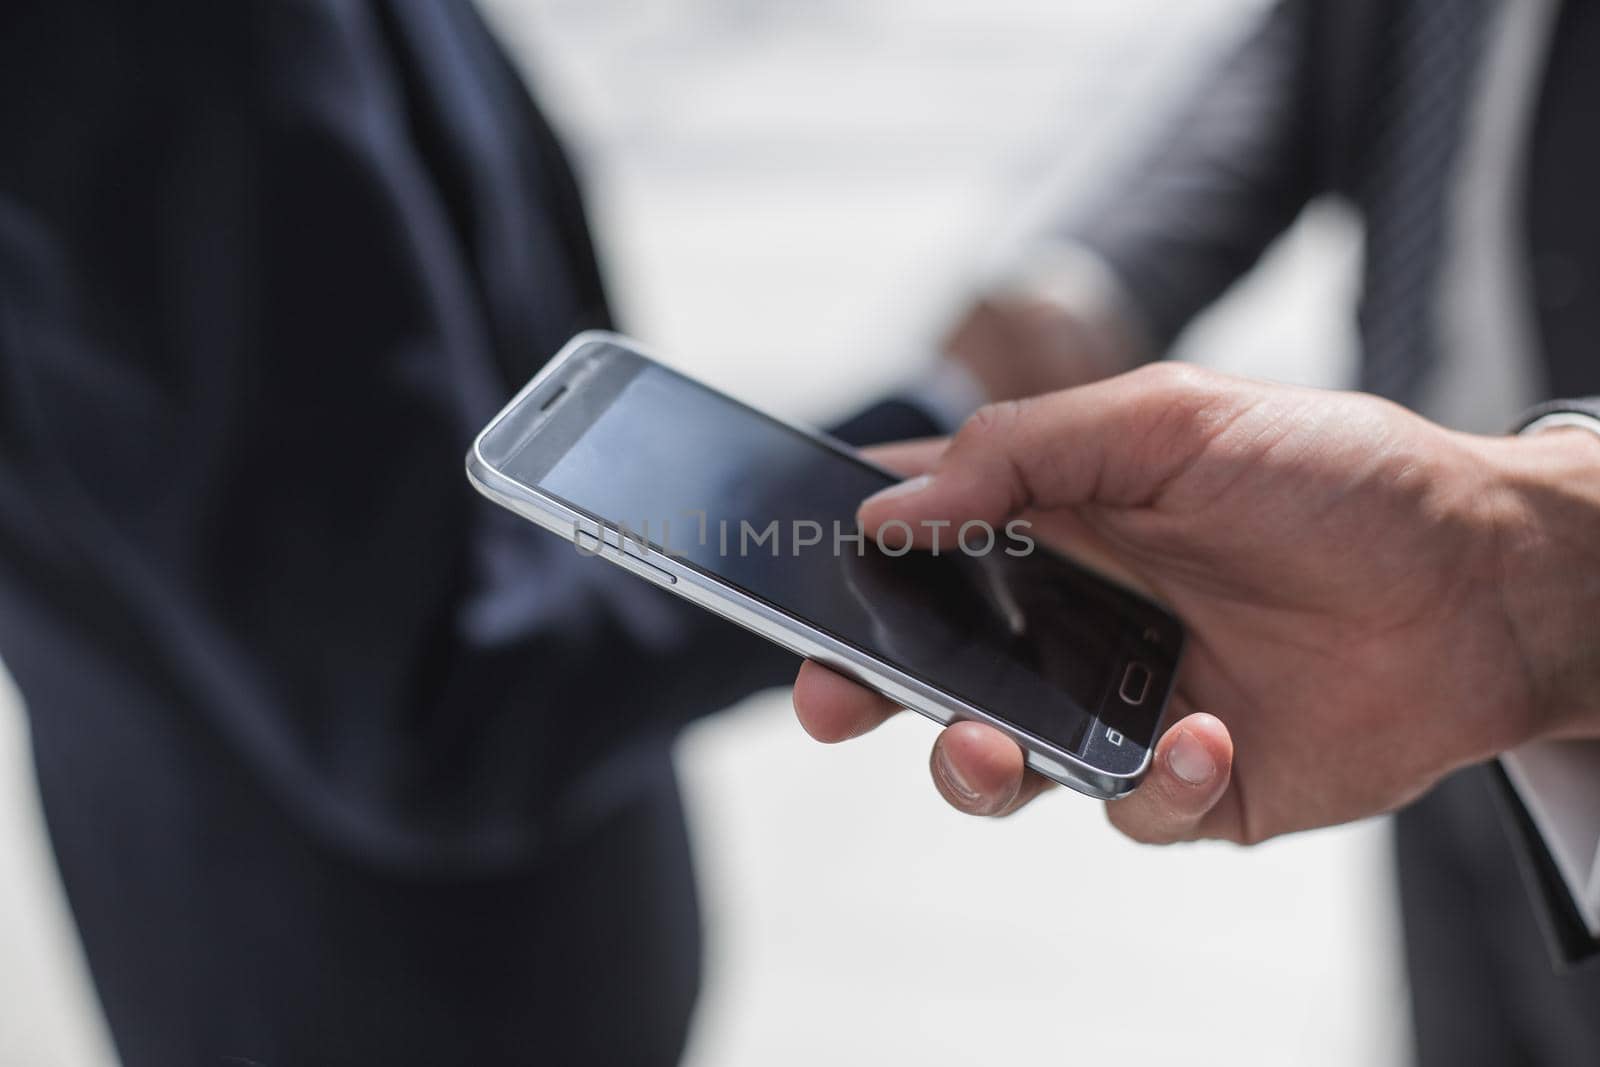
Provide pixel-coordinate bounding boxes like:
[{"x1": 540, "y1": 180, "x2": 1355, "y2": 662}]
[{"x1": 1502, "y1": 408, "x2": 1600, "y2": 938}]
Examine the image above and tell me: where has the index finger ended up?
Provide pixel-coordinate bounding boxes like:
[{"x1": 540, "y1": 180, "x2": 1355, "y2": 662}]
[
  {"x1": 857, "y1": 364, "x2": 1244, "y2": 542},
  {"x1": 860, "y1": 437, "x2": 947, "y2": 479}
]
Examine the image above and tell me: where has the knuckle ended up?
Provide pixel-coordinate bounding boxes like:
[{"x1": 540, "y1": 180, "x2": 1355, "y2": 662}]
[
  {"x1": 961, "y1": 398, "x2": 1024, "y2": 444},
  {"x1": 1129, "y1": 360, "x2": 1214, "y2": 394}
]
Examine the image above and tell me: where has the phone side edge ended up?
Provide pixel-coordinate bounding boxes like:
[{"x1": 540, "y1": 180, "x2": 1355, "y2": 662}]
[{"x1": 464, "y1": 453, "x2": 1149, "y2": 799}]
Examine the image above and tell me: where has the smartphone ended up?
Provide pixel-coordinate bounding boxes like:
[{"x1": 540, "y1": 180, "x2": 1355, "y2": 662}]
[{"x1": 466, "y1": 332, "x2": 1183, "y2": 798}]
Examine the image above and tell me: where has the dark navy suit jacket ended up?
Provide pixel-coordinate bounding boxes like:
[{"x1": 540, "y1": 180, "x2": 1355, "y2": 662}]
[{"x1": 0, "y1": 2, "x2": 936, "y2": 1062}]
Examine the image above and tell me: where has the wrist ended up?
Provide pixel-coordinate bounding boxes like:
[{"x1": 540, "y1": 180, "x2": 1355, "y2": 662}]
[{"x1": 1481, "y1": 424, "x2": 1600, "y2": 744}]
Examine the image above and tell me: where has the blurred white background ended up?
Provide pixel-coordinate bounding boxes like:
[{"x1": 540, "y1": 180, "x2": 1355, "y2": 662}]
[{"x1": 0, "y1": 1, "x2": 1405, "y2": 1064}]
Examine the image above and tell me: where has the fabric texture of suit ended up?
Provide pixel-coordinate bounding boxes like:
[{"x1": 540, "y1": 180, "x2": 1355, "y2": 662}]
[
  {"x1": 0, "y1": 1, "x2": 935, "y2": 1062},
  {"x1": 1057, "y1": 1, "x2": 1600, "y2": 1063}
]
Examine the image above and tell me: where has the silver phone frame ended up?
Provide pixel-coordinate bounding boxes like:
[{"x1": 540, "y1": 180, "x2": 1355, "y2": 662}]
[{"x1": 466, "y1": 331, "x2": 1158, "y2": 799}]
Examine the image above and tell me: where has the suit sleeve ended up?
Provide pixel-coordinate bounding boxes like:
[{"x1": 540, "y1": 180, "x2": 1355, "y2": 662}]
[{"x1": 1063, "y1": 0, "x2": 1322, "y2": 350}]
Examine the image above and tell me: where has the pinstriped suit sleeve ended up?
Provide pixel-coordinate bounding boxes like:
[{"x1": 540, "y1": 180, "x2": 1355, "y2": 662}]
[{"x1": 1066, "y1": 0, "x2": 1321, "y2": 351}]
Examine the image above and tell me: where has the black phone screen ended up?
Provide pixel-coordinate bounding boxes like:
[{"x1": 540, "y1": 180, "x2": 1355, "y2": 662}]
[{"x1": 492, "y1": 343, "x2": 1180, "y2": 773}]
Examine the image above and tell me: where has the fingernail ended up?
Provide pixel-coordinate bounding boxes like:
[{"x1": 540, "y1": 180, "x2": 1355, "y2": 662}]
[
  {"x1": 1167, "y1": 729, "x2": 1216, "y2": 786},
  {"x1": 934, "y1": 745, "x2": 983, "y2": 806},
  {"x1": 866, "y1": 473, "x2": 933, "y2": 505}
]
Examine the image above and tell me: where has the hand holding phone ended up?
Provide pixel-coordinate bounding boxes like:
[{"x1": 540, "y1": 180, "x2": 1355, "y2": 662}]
[
  {"x1": 797, "y1": 362, "x2": 1578, "y2": 851},
  {"x1": 468, "y1": 334, "x2": 1185, "y2": 799},
  {"x1": 792, "y1": 432, "x2": 1234, "y2": 827}
]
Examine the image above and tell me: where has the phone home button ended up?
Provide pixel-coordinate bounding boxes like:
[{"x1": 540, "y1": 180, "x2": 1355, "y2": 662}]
[{"x1": 1119, "y1": 662, "x2": 1152, "y2": 706}]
